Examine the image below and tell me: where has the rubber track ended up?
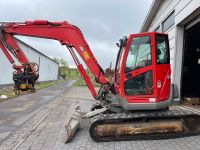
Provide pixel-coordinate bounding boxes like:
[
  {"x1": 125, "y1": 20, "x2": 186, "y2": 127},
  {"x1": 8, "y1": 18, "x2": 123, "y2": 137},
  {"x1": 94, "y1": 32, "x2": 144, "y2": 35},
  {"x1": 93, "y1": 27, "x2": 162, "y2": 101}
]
[{"x1": 89, "y1": 109, "x2": 200, "y2": 142}]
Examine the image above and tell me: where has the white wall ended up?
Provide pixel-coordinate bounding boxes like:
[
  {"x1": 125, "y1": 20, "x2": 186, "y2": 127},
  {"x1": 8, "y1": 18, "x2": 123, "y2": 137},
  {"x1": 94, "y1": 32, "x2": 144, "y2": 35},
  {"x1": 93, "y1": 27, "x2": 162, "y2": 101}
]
[
  {"x1": 0, "y1": 48, "x2": 14, "y2": 84},
  {"x1": 0, "y1": 39, "x2": 59, "y2": 85},
  {"x1": 145, "y1": 0, "x2": 200, "y2": 93}
]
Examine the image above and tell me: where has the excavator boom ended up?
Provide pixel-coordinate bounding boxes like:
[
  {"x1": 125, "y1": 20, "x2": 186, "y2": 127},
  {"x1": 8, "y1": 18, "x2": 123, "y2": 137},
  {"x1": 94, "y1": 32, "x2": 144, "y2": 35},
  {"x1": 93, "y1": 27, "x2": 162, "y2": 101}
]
[{"x1": 0, "y1": 20, "x2": 109, "y2": 97}]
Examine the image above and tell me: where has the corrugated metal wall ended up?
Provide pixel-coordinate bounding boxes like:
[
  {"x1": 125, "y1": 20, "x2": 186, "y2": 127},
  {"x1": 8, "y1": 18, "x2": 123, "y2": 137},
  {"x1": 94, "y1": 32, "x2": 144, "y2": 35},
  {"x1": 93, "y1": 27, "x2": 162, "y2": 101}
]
[{"x1": 0, "y1": 38, "x2": 59, "y2": 85}]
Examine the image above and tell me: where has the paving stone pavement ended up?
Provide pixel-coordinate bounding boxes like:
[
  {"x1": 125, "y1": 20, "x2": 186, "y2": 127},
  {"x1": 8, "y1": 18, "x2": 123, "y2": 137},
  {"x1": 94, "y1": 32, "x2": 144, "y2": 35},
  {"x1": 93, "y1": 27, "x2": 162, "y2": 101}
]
[
  {"x1": 0, "y1": 80, "x2": 75, "y2": 150},
  {"x1": 1, "y1": 86, "x2": 200, "y2": 150}
]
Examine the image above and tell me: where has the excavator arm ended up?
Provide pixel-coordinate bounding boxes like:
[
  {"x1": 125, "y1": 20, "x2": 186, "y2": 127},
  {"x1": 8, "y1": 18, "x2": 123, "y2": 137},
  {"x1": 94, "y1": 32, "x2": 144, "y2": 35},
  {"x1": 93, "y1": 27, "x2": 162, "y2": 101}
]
[{"x1": 0, "y1": 20, "x2": 109, "y2": 97}]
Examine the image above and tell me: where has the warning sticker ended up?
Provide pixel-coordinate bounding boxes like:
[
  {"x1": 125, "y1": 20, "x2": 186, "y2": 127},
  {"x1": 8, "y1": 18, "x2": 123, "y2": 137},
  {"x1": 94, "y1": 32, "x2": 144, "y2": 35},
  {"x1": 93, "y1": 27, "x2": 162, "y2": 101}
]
[{"x1": 83, "y1": 51, "x2": 90, "y2": 60}]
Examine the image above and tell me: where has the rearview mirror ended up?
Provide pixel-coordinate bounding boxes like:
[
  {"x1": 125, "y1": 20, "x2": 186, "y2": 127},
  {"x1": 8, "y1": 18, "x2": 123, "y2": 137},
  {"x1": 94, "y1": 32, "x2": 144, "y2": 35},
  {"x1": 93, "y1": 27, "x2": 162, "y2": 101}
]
[{"x1": 116, "y1": 36, "x2": 127, "y2": 48}]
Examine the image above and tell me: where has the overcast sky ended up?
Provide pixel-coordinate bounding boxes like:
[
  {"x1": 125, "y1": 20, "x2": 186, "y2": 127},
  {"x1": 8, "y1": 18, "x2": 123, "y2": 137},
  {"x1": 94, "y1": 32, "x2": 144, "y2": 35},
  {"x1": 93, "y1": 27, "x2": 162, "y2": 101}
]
[{"x1": 0, "y1": 0, "x2": 153, "y2": 69}]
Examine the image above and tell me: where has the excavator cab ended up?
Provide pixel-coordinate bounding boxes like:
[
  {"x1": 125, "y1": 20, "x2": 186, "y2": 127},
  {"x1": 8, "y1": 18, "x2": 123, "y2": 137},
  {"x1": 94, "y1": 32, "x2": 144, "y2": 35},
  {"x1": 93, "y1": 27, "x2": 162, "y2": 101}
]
[{"x1": 115, "y1": 32, "x2": 171, "y2": 110}]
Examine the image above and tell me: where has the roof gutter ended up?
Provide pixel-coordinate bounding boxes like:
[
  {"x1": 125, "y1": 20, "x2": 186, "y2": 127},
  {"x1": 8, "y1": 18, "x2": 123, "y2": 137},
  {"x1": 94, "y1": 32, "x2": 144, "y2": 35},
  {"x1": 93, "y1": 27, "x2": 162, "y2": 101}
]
[{"x1": 140, "y1": 0, "x2": 163, "y2": 32}]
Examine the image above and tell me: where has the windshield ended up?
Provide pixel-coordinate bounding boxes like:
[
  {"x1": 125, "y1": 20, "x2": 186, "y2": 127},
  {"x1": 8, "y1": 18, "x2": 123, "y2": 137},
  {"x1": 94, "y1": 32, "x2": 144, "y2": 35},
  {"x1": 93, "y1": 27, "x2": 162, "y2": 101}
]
[{"x1": 125, "y1": 36, "x2": 151, "y2": 73}]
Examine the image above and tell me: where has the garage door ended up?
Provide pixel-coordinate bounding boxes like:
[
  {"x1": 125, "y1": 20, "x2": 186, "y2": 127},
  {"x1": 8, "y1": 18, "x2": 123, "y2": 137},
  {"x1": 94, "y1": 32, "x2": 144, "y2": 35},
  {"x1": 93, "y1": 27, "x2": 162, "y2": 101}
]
[{"x1": 182, "y1": 18, "x2": 200, "y2": 97}]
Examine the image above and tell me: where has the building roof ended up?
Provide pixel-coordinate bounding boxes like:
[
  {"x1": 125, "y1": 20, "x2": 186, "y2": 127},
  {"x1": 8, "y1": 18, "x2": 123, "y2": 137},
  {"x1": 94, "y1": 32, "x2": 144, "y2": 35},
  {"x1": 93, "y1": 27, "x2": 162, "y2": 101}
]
[
  {"x1": 14, "y1": 37, "x2": 59, "y2": 65},
  {"x1": 140, "y1": 0, "x2": 163, "y2": 32}
]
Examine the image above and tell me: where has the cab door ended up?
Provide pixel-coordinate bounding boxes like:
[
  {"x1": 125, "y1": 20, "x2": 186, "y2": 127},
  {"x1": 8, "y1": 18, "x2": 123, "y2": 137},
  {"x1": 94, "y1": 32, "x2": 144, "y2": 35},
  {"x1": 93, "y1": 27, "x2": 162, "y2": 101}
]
[
  {"x1": 121, "y1": 34, "x2": 154, "y2": 103},
  {"x1": 120, "y1": 33, "x2": 170, "y2": 103}
]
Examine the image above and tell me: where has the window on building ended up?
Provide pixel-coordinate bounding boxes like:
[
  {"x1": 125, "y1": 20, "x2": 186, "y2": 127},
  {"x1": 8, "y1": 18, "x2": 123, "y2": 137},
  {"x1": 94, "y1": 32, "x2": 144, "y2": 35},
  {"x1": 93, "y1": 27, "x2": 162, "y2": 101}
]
[
  {"x1": 162, "y1": 11, "x2": 175, "y2": 32},
  {"x1": 154, "y1": 25, "x2": 161, "y2": 32}
]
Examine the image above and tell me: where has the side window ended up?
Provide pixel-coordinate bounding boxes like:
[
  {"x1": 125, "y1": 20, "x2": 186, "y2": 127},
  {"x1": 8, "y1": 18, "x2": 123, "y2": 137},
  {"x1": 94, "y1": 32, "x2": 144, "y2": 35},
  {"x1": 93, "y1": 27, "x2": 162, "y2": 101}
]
[
  {"x1": 115, "y1": 47, "x2": 125, "y2": 84},
  {"x1": 126, "y1": 45, "x2": 137, "y2": 68},
  {"x1": 156, "y1": 35, "x2": 170, "y2": 64},
  {"x1": 124, "y1": 71, "x2": 153, "y2": 95},
  {"x1": 125, "y1": 36, "x2": 151, "y2": 73}
]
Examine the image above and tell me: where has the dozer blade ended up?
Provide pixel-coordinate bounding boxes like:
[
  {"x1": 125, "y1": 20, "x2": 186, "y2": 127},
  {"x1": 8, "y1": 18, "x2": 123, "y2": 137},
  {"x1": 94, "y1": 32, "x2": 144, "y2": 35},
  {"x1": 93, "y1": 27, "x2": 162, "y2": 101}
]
[
  {"x1": 64, "y1": 104, "x2": 108, "y2": 143},
  {"x1": 89, "y1": 109, "x2": 200, "y2": 142},
  {"x1": 64, "y1": 105, "x2": 82, "y2": 143}
]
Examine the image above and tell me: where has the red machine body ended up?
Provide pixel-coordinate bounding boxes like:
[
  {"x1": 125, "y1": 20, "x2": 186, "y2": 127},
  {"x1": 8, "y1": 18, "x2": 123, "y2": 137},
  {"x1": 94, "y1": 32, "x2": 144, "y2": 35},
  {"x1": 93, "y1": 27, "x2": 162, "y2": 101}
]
[{"x1": 1, "y1": 20, "x2": 200, "y2": 142}]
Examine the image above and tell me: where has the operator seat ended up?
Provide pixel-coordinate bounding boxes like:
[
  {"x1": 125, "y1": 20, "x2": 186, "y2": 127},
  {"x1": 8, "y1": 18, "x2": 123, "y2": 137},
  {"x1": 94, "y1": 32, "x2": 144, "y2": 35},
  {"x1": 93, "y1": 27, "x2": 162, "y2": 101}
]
[{"x1": 156, "y1": 47, "x2": 161, "y2": 63}]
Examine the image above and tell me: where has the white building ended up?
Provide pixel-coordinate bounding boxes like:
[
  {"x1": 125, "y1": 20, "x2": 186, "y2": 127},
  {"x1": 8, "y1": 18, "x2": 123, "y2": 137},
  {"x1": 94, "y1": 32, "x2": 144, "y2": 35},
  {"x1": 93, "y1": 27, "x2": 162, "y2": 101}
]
[
  {"x1": 0, "y1": 38, "x2": 59, "y2": 85},
  {"x1": 141, "y1": 0, "x2": 200, "y2": 101}
]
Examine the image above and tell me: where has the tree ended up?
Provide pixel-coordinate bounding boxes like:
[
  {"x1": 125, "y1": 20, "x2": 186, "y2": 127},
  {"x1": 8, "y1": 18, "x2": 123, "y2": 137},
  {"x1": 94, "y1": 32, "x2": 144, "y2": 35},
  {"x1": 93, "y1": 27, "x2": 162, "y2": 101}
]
[{"x1": 53, "y1": 57, "x2": 68, "y2": 67}]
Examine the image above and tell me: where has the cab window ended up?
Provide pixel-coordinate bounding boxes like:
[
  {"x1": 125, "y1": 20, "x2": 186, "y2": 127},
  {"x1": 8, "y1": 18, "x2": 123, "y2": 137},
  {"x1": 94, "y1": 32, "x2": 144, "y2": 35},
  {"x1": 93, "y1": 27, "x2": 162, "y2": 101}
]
[
  {"x1": 155, "y1": 35, "x2": 170, "y2": 64},
  {"x1": 125, "y1": 36, "x2": 151, "y2": 73}
]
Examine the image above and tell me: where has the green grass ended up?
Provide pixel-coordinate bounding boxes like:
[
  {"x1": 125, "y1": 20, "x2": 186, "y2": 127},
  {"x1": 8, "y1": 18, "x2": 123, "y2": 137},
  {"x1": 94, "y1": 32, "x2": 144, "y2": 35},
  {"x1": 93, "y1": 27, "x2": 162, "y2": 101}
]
[
  {"x1": 0, "y1": 88, "x2": 16, "y2": 100},
  {"x1": 59, "y1": 67, "x2": 94, "y2": 79},
  {"x1": 74, "y1": 77, "x2": 100, "y2": 87},
  {"x1": 35, "y1": 80, "x2": 65, "y2": 90},
  {"x1": 59, "y1": 67, "x2": 100, "y2": 87}
]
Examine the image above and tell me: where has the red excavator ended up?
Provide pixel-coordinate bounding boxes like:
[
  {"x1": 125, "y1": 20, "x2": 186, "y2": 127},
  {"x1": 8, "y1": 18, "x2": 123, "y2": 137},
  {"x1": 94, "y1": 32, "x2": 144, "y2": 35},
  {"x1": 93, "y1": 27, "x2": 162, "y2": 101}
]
[
  {"x1": 0, "y1": 20, "x2": 200, "y2": 142},
  {"x1": 0, "y1": 23, "x2": 39, "y2": 94}
]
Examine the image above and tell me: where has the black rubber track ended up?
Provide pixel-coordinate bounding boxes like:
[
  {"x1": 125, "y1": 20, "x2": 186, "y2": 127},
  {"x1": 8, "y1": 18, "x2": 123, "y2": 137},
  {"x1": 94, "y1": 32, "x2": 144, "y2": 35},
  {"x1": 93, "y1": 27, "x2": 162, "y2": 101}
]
[{"x1": 89, "y1": 109, "x2": 200, "y2": 142}]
